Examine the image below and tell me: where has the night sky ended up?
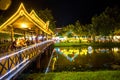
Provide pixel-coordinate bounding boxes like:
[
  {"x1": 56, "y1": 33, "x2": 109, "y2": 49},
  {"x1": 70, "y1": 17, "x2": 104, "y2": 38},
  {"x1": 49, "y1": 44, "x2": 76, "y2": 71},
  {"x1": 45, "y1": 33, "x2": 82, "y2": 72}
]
[{"x1": 0, "y1": 0, "x2": 120, "y2": 27}]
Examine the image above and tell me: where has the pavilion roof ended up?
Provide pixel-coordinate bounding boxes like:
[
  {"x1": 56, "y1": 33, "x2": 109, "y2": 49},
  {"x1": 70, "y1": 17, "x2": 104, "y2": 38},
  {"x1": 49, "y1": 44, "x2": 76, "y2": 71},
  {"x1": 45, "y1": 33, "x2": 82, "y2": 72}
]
[
  {"x1": 29, "y1": 10, "x2": 53, "y2": 34},
  {"x1": 0, "y1": 3, "x2": 53, "y2": 35}
]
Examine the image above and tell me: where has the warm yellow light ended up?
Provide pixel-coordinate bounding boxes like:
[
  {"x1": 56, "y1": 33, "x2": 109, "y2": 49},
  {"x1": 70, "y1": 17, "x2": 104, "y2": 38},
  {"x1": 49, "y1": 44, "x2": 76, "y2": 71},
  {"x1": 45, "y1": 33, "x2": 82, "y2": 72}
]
[{"x1": 21, "y1": 23, "x2": 27, "y2": 28}]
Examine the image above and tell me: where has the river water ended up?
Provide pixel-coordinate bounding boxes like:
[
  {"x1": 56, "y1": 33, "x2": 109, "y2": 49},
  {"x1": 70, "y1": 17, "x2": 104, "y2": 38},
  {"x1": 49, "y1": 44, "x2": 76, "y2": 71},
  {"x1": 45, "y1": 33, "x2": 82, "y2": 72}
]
[
  {"x1": 51, "y1": 46, "x2": 120, "y2": 71},
  {"x1": 16, "y1": 46, "x2": 120, "y2": 80}
]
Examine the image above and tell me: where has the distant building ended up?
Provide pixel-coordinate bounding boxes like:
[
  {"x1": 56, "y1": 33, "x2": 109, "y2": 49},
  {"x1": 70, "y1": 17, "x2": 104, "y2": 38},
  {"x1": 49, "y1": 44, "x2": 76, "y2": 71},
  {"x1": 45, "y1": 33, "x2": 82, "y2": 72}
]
[{"x1": 55, "y1": 28, "x2": 62, "y2": 35}]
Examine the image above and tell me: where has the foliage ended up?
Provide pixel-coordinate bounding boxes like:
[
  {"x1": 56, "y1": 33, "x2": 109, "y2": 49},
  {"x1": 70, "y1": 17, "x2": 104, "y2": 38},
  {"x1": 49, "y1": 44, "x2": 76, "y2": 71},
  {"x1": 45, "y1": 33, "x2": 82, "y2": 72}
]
[
  {"x1": 114, "y1": 29, "x2": 120, "y2": 35},
  {"x1": 62, "y1": 24, "x2": 75, "y2": 37},
  {"x1": 104, "y1": 6, "x2": 120, "y2": 24},
  {"x1": 59, "y1": 6, "x2": 120, "y2": 38},
  {"x1": 104, "y1": 7, "x2": 120, "y2": 35},
  {"x1": 60, "y1": 20, "x2": 88, "y2": 37},
  {"x1": 91, "y1": 6, "x2": 120, "y2": 36},
  {"x1": 0, "y1": 32, "x2": 10, "y2": 39},
  {"x1": 0, "y1": 14, "x2": 6, "y2": 25},
  {"x1": 74, "y1": 20, "x2": 84, "y2": 36},
  {"x1": 0, "y1": 32, "x2": 23, "y2": 39},
  {"x1": 37, "y1": 8, "x2": 56, "y2": 31},
  {"x1": 91, "y1": 13, "x2": 115, "y2": 36}
]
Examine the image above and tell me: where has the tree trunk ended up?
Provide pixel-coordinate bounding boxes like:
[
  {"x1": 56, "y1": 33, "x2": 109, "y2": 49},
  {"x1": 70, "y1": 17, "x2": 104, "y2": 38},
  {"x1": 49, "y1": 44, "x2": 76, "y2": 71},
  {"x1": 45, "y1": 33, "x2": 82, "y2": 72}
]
[{"x1": 92, "y1": 34, "x2": 95, "y2": 42}]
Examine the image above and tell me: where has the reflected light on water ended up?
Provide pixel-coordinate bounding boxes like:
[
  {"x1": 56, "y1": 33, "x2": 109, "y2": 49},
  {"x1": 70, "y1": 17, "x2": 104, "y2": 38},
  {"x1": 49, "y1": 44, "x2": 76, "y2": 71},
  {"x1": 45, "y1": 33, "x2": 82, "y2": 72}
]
[
  {"x1": 58, "y1": 48, "x2": 88, "y2": 56},
  {"x1": 112, "y1": 47, "x2": 119, "y2": 53},
  {"x1": 55, "y1": 47, "x2": 120, "y2": 62},
  {"x1": 55, "y1": 48, "x2": 89, "y2": 62}
]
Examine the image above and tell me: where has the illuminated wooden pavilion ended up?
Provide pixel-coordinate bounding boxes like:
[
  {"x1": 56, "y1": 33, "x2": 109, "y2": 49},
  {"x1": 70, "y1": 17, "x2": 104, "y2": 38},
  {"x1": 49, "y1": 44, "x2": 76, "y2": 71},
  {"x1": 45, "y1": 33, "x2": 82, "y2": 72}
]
[{"x1": 0, "y1": 3, "x2": 53, "y2": 41}]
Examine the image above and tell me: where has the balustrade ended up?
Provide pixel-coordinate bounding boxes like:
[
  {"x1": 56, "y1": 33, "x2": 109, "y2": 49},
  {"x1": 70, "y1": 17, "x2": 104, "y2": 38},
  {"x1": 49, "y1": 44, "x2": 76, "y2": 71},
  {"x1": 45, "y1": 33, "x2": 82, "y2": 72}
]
[{"x1": 0, "y1": 40, "x2": 53, "y2": 80}]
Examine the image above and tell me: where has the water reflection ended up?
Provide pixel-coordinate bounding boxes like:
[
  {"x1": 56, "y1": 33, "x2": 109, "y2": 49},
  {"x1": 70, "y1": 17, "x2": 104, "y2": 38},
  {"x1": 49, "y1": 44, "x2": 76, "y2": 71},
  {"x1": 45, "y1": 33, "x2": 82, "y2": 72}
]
[{"x1": 53, "y1": 47, "x2": 120, "y2": 71}]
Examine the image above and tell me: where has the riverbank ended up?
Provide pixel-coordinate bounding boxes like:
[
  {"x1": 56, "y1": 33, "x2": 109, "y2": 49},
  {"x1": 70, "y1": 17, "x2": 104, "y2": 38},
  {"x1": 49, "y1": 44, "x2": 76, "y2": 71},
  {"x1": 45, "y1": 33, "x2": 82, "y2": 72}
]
[
  {"x1": 54, "y1": 42, "x2": 120, "y2": 47},
  {"x1": 18, "y1": 70, "x2": 120, "y2": 80}
]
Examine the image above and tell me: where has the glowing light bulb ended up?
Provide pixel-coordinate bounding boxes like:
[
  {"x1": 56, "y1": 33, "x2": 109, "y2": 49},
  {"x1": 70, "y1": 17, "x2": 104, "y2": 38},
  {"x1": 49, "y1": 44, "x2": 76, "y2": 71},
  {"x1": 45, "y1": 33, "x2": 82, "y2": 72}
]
[{"x1": 21, "y1": 23, "x2": 27, "y2": 28}]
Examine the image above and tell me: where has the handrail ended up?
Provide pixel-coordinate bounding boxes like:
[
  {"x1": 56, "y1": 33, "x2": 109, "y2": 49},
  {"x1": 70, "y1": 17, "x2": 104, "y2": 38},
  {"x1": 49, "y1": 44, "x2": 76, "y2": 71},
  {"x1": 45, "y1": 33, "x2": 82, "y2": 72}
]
[{"x1": 0, "y1": 40, "x2": 54, "y2": 80}]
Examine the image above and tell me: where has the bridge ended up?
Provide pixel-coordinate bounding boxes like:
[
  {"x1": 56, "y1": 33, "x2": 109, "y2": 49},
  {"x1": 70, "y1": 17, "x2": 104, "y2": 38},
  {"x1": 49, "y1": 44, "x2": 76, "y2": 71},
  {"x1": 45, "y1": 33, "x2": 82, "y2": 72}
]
[{"x1": 0, "y1": 40, "x2": 54, "y2": 80}]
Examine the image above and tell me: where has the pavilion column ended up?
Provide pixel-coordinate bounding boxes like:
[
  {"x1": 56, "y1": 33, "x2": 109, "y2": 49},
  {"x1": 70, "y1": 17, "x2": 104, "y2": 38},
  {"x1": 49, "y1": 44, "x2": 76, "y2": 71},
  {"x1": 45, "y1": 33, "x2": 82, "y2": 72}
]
[
  {"x1": 39, "y1": 30, "x2": 42, "y2": 42},
  {"x1": 31, "y1": 32, "x2": 33, "y2": 42},
  {"x1": 38, "y1": 29, "x2": 40, "y2": 42},
  {"x1": 35, "y1": 28, "x2": 39, "y2": 43},
  {"x1": 46, "y1": 33, "x2": 48, "y2": 40},
  {"x1": 51, "y1": 33, "x2": 52, "y2": 40},
  {"x1": 24, "y1": 31, "x2": 26, "y2": 40},
  {"x1": 42, "y1": 31, "x2": 44, "y2": 42},
  {"x1": 10, "y1": 25, "x2": 14, "y2": 42}
]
